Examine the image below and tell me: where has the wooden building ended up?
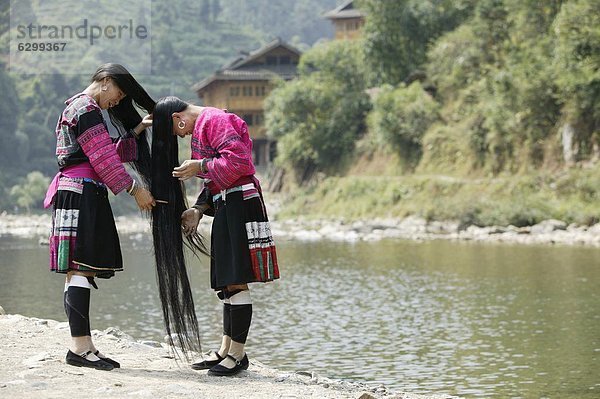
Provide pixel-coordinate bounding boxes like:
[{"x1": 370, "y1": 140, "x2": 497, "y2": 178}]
[
  {"x1": 323, "y1": 0, "x2": 365, "y2": 40},
  {"x1": 193, "y1": 38, "x2": 301, "y2": 168}
]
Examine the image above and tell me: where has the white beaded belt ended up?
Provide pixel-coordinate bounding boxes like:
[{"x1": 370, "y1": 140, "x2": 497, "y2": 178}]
[{"x1": 213, "y1": 183, "x2": 255, "y2": 203}]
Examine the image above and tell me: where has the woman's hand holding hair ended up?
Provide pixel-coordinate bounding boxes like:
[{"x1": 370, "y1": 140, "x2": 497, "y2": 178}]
[
  {"x1": 173, "y1": 159, "x2": 201, "y2": 181},
  {"x1": 181, "y1": 208, "x2": 202, "y2": 236},
  {"x1": 134, "y1": 187, "x2": 156, "y2": 211},
  {"x1": 133, "y1": 114, "x2": 153, "y2": 137}
]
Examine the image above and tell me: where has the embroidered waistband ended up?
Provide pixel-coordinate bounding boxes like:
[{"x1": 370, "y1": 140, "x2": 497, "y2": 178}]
[
  {"x1": 213, "y1": 183, "x2": 255, "y2": 203},
  {"x1": 59, "y1": 176, "x2": 106, "y2": 187}
]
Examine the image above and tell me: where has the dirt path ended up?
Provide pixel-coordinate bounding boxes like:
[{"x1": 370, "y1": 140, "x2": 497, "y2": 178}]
[{"x1": 0, "y1": 313, "x2": 458, "y2": 399}]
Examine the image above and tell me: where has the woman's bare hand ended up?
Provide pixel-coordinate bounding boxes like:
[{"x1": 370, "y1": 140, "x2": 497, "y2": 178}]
[
  {"x1": 134, "y1": 114, "x2": 153, "y2": 136},
  {"x1": 173, "y1": 159, "x2": 201, "y2": 181},
  {"x1": 134, "y1": 187, "x2": 156, "y2": 211},
  {"x1": 181, "y1": 208, "x2": 202, "y2": 236}
]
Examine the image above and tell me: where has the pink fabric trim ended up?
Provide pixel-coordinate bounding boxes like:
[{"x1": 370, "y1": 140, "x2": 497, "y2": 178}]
[
  {"x1": 44, "y1": 163, "x2": 101, "y2": 208},
  {"x1": 77, "y1": 124, "x2": 133, "y2": 195}
]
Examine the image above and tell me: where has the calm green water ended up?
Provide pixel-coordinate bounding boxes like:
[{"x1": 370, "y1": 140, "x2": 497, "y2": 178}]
[{"x1": 0, "y1": 235, "x2": 598, "y2": 398}]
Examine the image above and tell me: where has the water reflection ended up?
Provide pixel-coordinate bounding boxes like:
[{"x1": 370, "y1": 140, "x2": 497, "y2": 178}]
[{"x1": 0, "y1": 236, "x2": 598, "y2": 398}]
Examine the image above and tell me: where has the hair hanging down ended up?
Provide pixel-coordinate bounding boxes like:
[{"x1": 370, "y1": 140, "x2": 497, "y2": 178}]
[
  {"x1": 151, "y1": 96, "x2": 209, "y2": 358},
  {"x1": 92, "y1": 65, "x2": 207, "y2": 357},
  {"x1": 91, "y1": 63, "x2": 155, "y2": 183}
]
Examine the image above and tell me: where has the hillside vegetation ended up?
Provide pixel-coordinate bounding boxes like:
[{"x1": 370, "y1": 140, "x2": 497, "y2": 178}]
[{"x1": 265, "y1": 0, "x2": 600, "y2": 226}]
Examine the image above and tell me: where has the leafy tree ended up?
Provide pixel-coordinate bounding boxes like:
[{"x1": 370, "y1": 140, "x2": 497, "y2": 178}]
[
  {"x1": 426, "y1": 24, "x2": 484, "y2": 101},
  {"x1": 0, "y1": 65, "x2": 21, "y2": 170},
  {"x1": 265, "y1": 41, "x2": 370, "y2": 181},
  {"x1": 359, "y1": 0, "x2": 474, "y2": 86},
  {"x1": 9, "y1": 171, "x2": 50, "y2": 213},
  {"x1": 554, "y1": 0, "x2": 600, "y2": 159},
  {"x1": 15, "y1": 74, "x2": 79, "y2": 176}
]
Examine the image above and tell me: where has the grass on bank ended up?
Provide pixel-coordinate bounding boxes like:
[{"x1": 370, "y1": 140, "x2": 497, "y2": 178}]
[{"x1": 276, "y1": 164, "x2": 600, "y2": 228}]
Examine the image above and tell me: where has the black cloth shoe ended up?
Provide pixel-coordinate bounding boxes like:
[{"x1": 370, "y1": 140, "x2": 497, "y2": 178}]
[
  {"x1": 94, "y1": 350, "x2": 120, "y2": 368},
  {"x1": 191, "y1": 351, "x2": 224, "y2": 370},
  {"x1": 66, "y1": 350, "x2": 114, "y2": 371},
  {"x1": 208, "y1": 354, "x2": 249, "y2": 376}
]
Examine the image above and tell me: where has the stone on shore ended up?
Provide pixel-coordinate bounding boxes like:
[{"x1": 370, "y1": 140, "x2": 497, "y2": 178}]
[{"x1": 1, "y1": 212, "x2": 599, "y2": 247}]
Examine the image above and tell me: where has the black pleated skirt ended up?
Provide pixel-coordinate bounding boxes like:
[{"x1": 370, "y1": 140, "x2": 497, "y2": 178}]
[
  {"x1": 210, "y1": 189, "x2": 279, "y2": 290},
  {"x1": 49, "y1": 177, "x2": 123, "y2": 279}
]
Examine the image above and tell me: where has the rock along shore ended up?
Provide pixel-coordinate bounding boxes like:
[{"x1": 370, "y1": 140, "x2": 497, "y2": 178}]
[
  {"x1": 0, "y1": 313, "x2": 458, "y2": 399},
  {"x1": 1, "y1": 212, "x2": 599, "y2": 247}
]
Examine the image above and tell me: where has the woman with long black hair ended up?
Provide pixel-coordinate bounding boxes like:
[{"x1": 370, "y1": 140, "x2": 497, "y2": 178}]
[
  {"x1": 45, "y1": 63, "x2": 156, "y2": 371},
  {"x1": 151, "y1": 96, "x2": 280, "y2": 376},
  {"x1": 46, "y1": 64, "x2": 210, "y2": 371}
]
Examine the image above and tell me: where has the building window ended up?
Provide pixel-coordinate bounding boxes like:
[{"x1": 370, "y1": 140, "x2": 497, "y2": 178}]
[
  {"x1": 280, "y1": 56, "x2": 290, "y2": 65},
  {"x1": 266, "y1": 56, "x2": 277, "y2": 65},
  {"x1": 243, "y1": 114, "x2": 253, "y2": 126},
  {"x1": 255, "y1": 113, "x2": 264, "y2": 125},
  {"x1": 253, "y1": 86, "x2": 267, "y2": 97},
  {"x1": 229, "y1": 86, "x2": 240, "y2": 96}
]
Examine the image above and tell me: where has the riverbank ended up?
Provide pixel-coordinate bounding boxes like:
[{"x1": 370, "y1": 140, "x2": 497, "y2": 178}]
[
  {"x1": 0, "y1": 313, "x2": 457, "y2": 399},
  {"x1": 1, "y1": 211, "x2": 599, "y2": 247}
]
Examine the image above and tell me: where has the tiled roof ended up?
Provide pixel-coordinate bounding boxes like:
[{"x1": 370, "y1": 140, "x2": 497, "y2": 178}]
[
  {"x1": 224, "y1": 38, "x2": 302, "y2": 70},
  {"x1": 323, "y1": 0, "x2": 365, "y2": 20},
  {"x1": 193, "y1": 39, "x2": 301, "y2": 93}
]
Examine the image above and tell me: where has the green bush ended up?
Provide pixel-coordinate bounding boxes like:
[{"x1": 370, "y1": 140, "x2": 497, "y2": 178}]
[
  {"x1": 265, "y1": 41, "x2": 370, "y2": 181},
  {"x1": 367, "y1": 82, "x2": 440, "y2": 166},
  {"x1": 418, "y1": 123, "x2": 471, "y2": 174},
  {"x1": 426, "y1": 24, "x2": 484, "y2": 101}
]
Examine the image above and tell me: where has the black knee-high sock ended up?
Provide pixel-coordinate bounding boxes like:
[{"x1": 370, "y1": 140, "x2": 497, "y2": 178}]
[
  {"x1": 65, "y1": 285, "x2": 91, "y2": 337},
  {"x1": 229, "y1": 291, "x2": 252, "y2": 344},
  {"x1": 223, "y1": 302, "x2": 232, "y2": 337}
]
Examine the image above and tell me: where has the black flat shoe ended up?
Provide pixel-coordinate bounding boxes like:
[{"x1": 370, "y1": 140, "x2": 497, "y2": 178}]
[
  {"x1": 66, "y1": 350, "x2": 114, "y2": 371},
  {"x1": 94, "y1": 351, "x2": 120, "y2": 368},
  {"x1": 191, "y1": 351, "x2": 224, "y2": 370},
  {"x1": 208, "y1": 354, "x2": 249, "y2": 376}
]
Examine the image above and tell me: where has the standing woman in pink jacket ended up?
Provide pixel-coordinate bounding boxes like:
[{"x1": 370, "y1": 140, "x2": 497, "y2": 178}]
[
  {"x1": 45, "y1": 63, "x2": 155, "y2": 371},
  {"x1": 151, "y1": 96, "x2": 280, "y2": 376}
]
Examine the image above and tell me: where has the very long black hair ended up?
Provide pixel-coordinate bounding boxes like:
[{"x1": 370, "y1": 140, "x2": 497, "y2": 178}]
[
  {"x1": 151, "y1": 96, "x2": 209, "y2": 357},
  {"x1": 91, "y1": 65, "x2": 205, "y2": 357}
]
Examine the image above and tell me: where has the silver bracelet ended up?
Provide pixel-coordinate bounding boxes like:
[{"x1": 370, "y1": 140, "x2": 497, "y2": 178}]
[
  {"x1": 127, "y1": 180, "x2": 137, "y2": 196},
  {"x1": 201, "y1": 158, "x2": 209, "y2": 173}
]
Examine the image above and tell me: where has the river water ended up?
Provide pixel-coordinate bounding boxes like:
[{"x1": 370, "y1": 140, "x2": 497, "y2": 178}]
[{"x1": 0, "y1": 235, "x2": 598, "y2": 398}]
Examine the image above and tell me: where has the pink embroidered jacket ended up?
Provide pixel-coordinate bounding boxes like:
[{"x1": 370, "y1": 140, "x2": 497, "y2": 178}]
[
  {"x1": 191, "y1": 107, "x2": 256, "y2": 194},
  {"x1": 53, "y1": 93, "x2": 134, "y2": 195}
]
